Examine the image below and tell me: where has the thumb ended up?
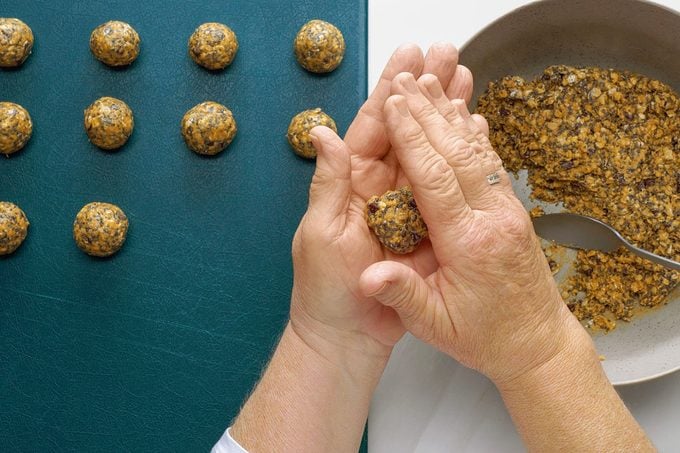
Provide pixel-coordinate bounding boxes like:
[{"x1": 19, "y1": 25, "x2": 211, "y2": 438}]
[
  {"x1": 307, "y1": 126, "x2": 352, "y2": 227},
  {"x1": 360, "y1": 261, "x2": 445, "y2": 344}
]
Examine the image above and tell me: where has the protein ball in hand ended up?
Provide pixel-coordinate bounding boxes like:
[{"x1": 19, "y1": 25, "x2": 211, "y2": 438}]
[
  {"x1": 188, "y1": 22, "x2": 238, "y2": 70},
  {"x1": 0, "y1": 201, "x2": 29, "y2": 255},
  {"x1": 0, "y1": 102, "x2": 32, "y2": 155},
  {"x1": 89, "y1": 20, "x2": 140, "y2": 67},
  {"x1": 294, "y1": 19, "x2": 345, "y2": 73},
  {"x1": 73, "y1": 202, "x2": 129, "y2": 257},
  {"x1": 366, "y1": 186, "x2": 428, "y2": 255},
  {"x1": 181, "y1": 101, "x2": 237, "y2": 155},
  {"x1": 0, "y1": 18, "x2": 34, "y2": 67},
  {"x1": 287, "y1": 108, "x2": 337, "y2": 159},
  {"x1": 84, "y1": 97, "x2": 134, "y2": 150}
]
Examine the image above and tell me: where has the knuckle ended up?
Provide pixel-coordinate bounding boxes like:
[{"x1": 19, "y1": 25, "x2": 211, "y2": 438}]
[
  {"x1": 400, "y1": 125, "x2": 429, "y2": 148},
  {"x1": 420, "y1": 156, "x2": 455, "y2": 191},
  {"x1": 411, "y1": 101, "x2": 440, "y2": 121}
]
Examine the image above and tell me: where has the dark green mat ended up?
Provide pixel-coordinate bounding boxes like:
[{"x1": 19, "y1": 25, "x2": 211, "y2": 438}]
[{"x1": 1, "y1": 1, "x2": 367, "y2": 450}]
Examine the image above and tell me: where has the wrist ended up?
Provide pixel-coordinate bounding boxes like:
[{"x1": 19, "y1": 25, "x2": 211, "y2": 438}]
[
  {"x1": 494, "y1": 318, "x2": 600, "y2": 396},
  {"x1": 288, "y1": 316, "x2": 392, "y2": 385}
]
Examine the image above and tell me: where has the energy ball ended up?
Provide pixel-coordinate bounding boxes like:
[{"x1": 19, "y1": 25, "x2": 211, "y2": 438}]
[
  {"x1": 84, "y1": 97, "x2": 134, "y2": 150},
  {"x1": 0, "y1": 18, "x2": 34, "y2": 67},
  {"x1": 89, "y1": 20, "x2": 140, "y2": 67},
  {"x1": 181, "y1": 101, "x2": 237, "y2": 155},
  {"x1": 366, "y1": 186, "x2": 428, "y2": 255},
  {"x1": 294, "y1": 19, "x2": 345, "y2": 73},
  {"x1": 287, "y1": 108, "x2": 337, "y2": 159},
  {"x1": 188, "y1": 22, "x2": 238, "y2": 70},
  {"x1": 0, "y1": 201, "x2": 29, "y2": 255},
  {"x1": 0, "y1": 102, "x2": 32, "y2": 155},
  {"x1": 73, "y1": 202, "x2": 129, "y2": 257}
]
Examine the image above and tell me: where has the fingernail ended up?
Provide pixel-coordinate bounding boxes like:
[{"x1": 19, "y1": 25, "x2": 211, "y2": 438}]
[
  {"x1": 309, "y1": 132, "x2": 320, "y2": 150},
  {"x1": 394, "y1": 97, "x2": 410, "y2": 117},
  {"x1": 426, "y1": 79, "x2": 443, "y2": 98},
  {"x1": 401, "y1": 75, "x2": 419, "y2": 94}
]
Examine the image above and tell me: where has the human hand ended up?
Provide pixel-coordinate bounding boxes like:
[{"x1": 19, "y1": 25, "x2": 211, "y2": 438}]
[
  {"x1": 289, "y1": 44, "x2": 474, "y2": 368},
  {"x1": 358, "y1": 72, "x2": 591, "y2": 385}
]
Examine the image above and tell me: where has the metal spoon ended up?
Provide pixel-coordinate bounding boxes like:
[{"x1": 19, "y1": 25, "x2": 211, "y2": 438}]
[{"x1": 531, "y1": 213, "x2": 680, "y2": 271}]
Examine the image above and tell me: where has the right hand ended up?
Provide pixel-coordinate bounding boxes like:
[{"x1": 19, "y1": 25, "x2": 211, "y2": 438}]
[{"x1": 359, "y1": 72, "x2": 592, "y2": 386}]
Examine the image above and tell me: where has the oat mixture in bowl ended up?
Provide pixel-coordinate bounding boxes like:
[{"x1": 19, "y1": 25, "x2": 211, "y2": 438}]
[{"x1": 477, "y1": 65, "x2": 679, "y2": 332}]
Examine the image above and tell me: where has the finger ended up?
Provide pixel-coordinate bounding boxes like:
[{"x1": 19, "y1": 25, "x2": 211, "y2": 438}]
[
  {"x1": 384, "y1": 94, "x2": 472, "y2": 254},
  {"x1": 445, "y1": 65, "x2": 474, "y2": 103},
  {"x1": 307, "y1": 126, "x2": 352, "y2": 229},
  {"x1": 471, "y1": 114, "x2": 489, "y2": 137},
  {"x1": 421, "y1": 42, "x2": 459, "y2": 89},
  {"x1": 344, "y1": 44, "x2": 424, "y2": 160},
  {"x1": 360, "y1": 261, "x2": 449, "y2": 346},
  {"x1": 453, "y1": 103, "x2": 514, "y2": 194},
  {"x1": 393, "y1": 73, "x2": 499, "y2": 210}
]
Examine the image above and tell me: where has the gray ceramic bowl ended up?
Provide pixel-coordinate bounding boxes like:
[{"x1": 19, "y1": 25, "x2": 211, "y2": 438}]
[{"x1": 460, "y1": 0, "x2": 680, "y2": 385}]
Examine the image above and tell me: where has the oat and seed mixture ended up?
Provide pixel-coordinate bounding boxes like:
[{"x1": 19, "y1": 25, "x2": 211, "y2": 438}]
[
  {"x1": 366, "y1": 186, "x2": 428, "y2": 255},
  {"x1": 73, "y1": 202, "x2": 128, "y2": 257},
  {"x1": 89, "y1": 21, "x2": 140, "y2": 67},
  {"x1": 181, "y1": 101, "x2": 237, "y2": 156},
  {"x1": 294, "y1": 20, "x2": 345, "y2": 74},
  {"x1": 84, "y1": 97, "x2": 134, "y2": 150},
  {"x1": 0, "y1": 102, "x2": 32, "y2": 155},
  {"x1": 287, "y1": 108, "x2": 337, "y2": 159},
  {"x1": 478, "y1": 65, "x2": 679, "y2": 331},
  {"x1": 0, "y1": 201, "x2": 29, "y2": 255},
  {"x1": 188, "y1": 22, "x2": 238, "y2": 70},
  {"x1": 0, "y1": 18, "x2": 34, "y2": 67}
]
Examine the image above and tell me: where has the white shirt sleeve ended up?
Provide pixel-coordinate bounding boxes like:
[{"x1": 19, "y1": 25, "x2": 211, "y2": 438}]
[{"x1": 211, "y1": 427, "x2": 249, "y2": 453}]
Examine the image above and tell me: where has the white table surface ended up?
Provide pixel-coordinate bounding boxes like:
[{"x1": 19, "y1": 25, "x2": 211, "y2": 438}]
[{"x1": 367, "y1": 1, "x2": 680, "y2": 451}]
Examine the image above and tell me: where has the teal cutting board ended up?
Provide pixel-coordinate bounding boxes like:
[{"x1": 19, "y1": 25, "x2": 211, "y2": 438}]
[{"x1": 0, "y1": 1, "x2": 367, "y2": 451}]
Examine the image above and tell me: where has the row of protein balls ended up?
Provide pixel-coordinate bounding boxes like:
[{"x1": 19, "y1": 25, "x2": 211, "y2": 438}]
[
  {"x1": 0, "y1": 201, "x2": 128, "y2": 257},
  {"x1": 0, "y1": 98, "x2": 336, "y2": 158},
  {"x1": 0, "y1": 18, "x2": 345, "y2": 73},
  {"x1": 1, "y1": 17, "x2": 342, "y2": 158}
]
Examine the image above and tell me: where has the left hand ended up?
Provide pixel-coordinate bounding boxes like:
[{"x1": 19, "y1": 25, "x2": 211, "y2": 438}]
[{"x1": 289, "y1": 43, "x2": 473, "y2": 366}]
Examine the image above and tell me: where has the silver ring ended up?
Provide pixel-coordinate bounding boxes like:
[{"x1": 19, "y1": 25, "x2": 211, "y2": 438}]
[{"x1": 486, "y1": 172, "x2": 501, "y2": 185}]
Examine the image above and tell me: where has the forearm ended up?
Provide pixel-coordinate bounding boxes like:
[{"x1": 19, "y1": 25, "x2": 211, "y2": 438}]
[
  {"x1": 497, "y1": 326, "x2": 654, "y2": 453},
  {"x1": 231, "y1": 322, "x2": 389, "y2": 453}
]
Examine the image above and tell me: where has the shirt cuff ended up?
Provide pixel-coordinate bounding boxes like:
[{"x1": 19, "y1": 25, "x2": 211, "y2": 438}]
[{"x1": 211, "y1": 427, "x2": 249, "y2": 453}]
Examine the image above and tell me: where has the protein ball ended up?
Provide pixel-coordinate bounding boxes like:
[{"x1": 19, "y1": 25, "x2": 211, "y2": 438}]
[
  {"x1": 294, "y1": 19, "x2": 345, "y2": 73},
  {"x1": 89, "y1": 20, "x2": 140, "y2": 67},
  {"x1": 188, "y1": 22, "x2": 238, "y2": 70},
  {"x1": 287, "y1": 108, "x2": 337, "y2": 159},
  {"x1": 0, "y1": 102, "x2": 32, "y2": 155},
  {"x1": 366, "y1": 186, "x2": 428, "y2": 254},
  {"x1": 181, "y1": 101, "x2": 237, "y2": 155},
  {"x1": 0, "y1": 201, "x2": 29, "y2": 255},
  {"x1": 0, "y1": 18, "x2": 34, "y2": 67},
  {"x1": 84, "y1": 97, "x2": 134, "y2": 150},
  {"x1": 73, "y1": 202, "x2": 129, "y2": 257}
]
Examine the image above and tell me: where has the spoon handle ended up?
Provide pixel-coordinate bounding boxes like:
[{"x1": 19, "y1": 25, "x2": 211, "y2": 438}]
[{"x1": 622, "y1": 241, "x2": 680, "y2": 271}]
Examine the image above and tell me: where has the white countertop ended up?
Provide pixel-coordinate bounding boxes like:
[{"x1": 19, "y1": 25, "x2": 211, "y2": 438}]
[{"x1": 368, "y1": 1, "x2": 680, "y2": 451}]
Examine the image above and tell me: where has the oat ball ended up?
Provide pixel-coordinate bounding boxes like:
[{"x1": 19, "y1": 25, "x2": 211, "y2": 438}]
[
  {"x1": 181, "y1": 101, "x2": 237, "y2": 155},
  {"x1": 73, "y1": 202, "x2": 129, "y2": 257},
  {"x1": 188, "y1": 22, "x2": 238, "y2": 70},
  {"x1": 287, "y1": 108, "x2": 337, "y2": 159},
  {"x1": 0, "y1": 102, "x2": 32, "y2": 155},
  {"x1": 0, "y1": 201, "x2": 29, "y2": 255},
  {"x1": 0, "y1": 18, "x2": 34, "y2": 67},
  {"x1": 89, "y1": 20, "x2": 140, "y2": 67},
  {"x1": 84, "y1": 97, "x2": 134, "y2": 150},
  {"x1": 294, "y1": 20, "x2": 345, "y2": 73},
  {"x1": 366, "y1": 186, "x2": 428, "y2": 255}
]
